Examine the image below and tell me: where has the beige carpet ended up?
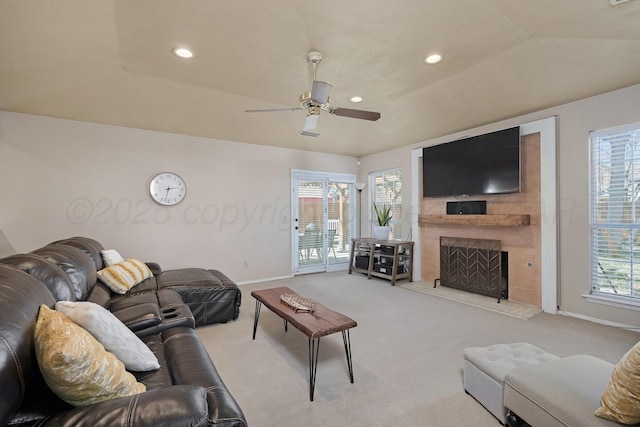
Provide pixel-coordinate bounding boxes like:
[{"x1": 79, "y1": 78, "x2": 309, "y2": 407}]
[
  {"x1": 397, "y1": 281, "x2": 542, "y2": 320},
  {"x1": 197, "y1": 271, "x2": 639, "y2": 427}
]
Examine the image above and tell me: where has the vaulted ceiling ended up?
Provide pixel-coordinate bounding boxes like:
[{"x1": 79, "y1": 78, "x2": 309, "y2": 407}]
[{"x1": 1, "y1": 0, "x2": 640, "y2": 157}]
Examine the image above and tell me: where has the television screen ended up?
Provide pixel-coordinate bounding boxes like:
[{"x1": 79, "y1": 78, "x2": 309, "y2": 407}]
[{"x1": 422, "y1": 126, "x2": 521, "y2": 198}]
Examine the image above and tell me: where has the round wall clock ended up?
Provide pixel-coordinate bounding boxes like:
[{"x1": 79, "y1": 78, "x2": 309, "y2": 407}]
[{"x1": 149, "y1": 172, "x2": 187, "y2": 206}]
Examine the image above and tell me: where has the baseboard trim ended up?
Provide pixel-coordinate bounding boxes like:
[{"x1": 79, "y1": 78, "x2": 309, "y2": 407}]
[
  {"x1": 557, "y1": 310, "x2": 640, "y2": 332},
  {"x1": 237, "y1": 275, "x2": 294, "y2": 286}
]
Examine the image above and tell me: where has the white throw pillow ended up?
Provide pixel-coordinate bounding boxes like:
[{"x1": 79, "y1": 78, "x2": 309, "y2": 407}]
[
  {"x1": 101, "y1": 249, "x2": 125, "y2": 267},
  {"x1": 55, "y1": 301, "x2": 160, "y2": 372}
]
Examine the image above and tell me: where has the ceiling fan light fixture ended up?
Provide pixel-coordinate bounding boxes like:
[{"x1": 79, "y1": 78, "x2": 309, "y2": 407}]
[
  {"x1": 298, "y1": 130, "x2": 320, "y2": 138},
  {"x1": 303, "y1": 114, "x2": 320, "y2": 132},
  {"x1": 310, "y1": 81, "x2": 333, "y2": 103},
  {"x1": 609, "y1": 0, "x2": 635, "y2": 5},
  {"x1": 173, "y1": 47, "x2": 193, "y2": 58},
  {"x1": 425, "y1": 53, "x2": 442, "y2": 64}
]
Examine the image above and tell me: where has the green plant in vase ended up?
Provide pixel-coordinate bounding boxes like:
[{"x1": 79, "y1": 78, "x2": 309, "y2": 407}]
[
  {"x1": 373, "y1": 203, "x2": 393, "y2": 240},
  {"x1": 374, "y1": 203, "x2": 393, "y2": 226}
]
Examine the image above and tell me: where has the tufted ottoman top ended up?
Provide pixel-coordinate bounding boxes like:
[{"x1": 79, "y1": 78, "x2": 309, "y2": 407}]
[{"x1": 464, "y1": 342, "x2": 559, "y2": 383}]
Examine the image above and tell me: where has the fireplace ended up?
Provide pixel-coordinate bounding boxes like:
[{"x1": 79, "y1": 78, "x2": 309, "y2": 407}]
[
  {"x1": 439, "y1": 236, "x2": 508, "y2": 302},
  {"x1": 420, "y1": 134, "x2": 542, "y2": 307}
]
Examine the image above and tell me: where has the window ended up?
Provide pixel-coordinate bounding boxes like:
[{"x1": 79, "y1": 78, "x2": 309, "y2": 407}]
[
  {"x1": 370, "y1": 168, "x2": 402, "y2": 239},
  {"x1": 590, "y1": 123, "x2": 640, "y2": 300}
]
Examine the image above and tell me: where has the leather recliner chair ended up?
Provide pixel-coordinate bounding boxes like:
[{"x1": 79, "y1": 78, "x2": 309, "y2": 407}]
[{"x1": 0, "y1": 237, "x2": 247, "y2": 427}]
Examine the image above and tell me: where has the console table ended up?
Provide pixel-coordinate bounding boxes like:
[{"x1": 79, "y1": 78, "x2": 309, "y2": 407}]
[{"x1": 348, "y1": 238, "x2": 414, "y2": 286}]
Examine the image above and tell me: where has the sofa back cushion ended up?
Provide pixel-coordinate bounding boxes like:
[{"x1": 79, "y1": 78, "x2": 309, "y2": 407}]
[
  {"x1": 0, "y1": 265, "x2": 68, "y2": 426},
  {"x1": 51, "y1": 237, "x2": 105, "y2": 270},
  {"x1": 86, "y1": 280, "x2": 115, "y2": 308},
  {"x1": 31, "y1": 245, "x2": 97, "y2": 301},
  {"x1": 0, "y1": 254, "x2": 77, "y2": 301}
]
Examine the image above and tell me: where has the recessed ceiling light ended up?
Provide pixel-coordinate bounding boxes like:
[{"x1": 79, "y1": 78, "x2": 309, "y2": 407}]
[
  {"x1": 173, "y1": 47, "x2": 193, "y2": 59},
  {"x1": 350, "y1": 96, "x2": 363, "y2": 103},
  {"x1": 425, "y1": 54, "x2": 442, "y2": 64}
]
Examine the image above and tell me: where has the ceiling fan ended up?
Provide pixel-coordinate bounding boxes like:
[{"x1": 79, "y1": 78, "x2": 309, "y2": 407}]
[{"x1": 245, "y1": 51, "x2": 381, "y2": 137}]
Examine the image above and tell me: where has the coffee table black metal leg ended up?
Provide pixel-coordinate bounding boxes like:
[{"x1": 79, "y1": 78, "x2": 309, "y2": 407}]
[
  {"x1": 342, "y1": 330, "x2": 354, "y2": 383},
  {"x1": 284, "y1": 319, "x2": 288, "y2": 332},
  {"x1": 308, "y1": 338, "x2": 320, "y2": 401},
  {"x1": 252, "y1": 301, "x2": 262, "y2": 340}
]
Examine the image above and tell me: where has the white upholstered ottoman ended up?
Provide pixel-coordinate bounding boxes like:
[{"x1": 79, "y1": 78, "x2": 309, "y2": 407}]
[{"x1": 463, "y1": 343, "x2": 559, "y2": 424}]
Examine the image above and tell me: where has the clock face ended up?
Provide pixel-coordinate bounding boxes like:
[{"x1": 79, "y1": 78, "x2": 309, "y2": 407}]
[{"x1": 149, "y1": 173, "x2": 186, "y2": 206}]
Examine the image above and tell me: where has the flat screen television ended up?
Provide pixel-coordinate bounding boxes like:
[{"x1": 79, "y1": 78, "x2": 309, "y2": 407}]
[{"x1": 422, "y1": 126, "x2": 521, "y2": 198}]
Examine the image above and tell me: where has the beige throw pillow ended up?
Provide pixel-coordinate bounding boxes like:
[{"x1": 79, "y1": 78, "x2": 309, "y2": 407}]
[
  {"x1": 97, "y1": 259, "x2": 153, "y2": 294},
  {"x1": 34, "y1": 305, "x2": 146, "y2": 407},
  {"x1": 595, "y1": 341, "x2": 640, "y2": 424}
]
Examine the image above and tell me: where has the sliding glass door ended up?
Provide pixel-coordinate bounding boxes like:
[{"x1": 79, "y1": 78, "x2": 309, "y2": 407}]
[{"x1": 292, "y1": 170, "x2": 356, "y2": 275}]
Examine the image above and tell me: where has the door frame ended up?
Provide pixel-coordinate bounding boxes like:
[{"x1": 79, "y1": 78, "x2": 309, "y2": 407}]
[{"x1": 291, "y1": 169, "x2": 356, "y2": 275}]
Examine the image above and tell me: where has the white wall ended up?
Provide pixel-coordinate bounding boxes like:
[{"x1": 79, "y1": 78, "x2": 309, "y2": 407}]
[
  {"x1": 359, "y1": 83, "x2": 640, "y2": 329},
  {"x1": 0, "y1": 112, "x2": 357, "y2": 282},
  {"x1": 3, "y1": 83, "x2": 640, "y2": 328}
]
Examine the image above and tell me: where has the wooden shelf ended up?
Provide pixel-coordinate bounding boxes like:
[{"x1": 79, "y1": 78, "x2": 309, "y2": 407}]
[
  {"x1": 348, "y1": 238, "x2": 414, "y2": 286},
  {"x1": 418, "y1": 214, "x2": 530, "y2": 227}
]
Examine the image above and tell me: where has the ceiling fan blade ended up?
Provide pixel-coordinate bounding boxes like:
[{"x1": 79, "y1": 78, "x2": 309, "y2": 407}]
[
  {"x1": 245, "y1": 107, "x2": 301, "y2": 113},
  {"x1": 330, "y1": 107, "x2": 381, "y2": 121},
  {"x1": 310, "y1": 81, "x2": 333, "y2": 104}
]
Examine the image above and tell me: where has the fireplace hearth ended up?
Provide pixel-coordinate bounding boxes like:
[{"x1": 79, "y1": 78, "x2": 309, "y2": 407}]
[{"x1": 439, "y1": 236, "x2": 508, "y2": 302}]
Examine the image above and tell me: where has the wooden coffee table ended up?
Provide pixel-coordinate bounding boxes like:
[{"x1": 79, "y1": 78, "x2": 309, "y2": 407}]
[{"x1": 251, "y1": 286, "x2": 357, "y2": 401}]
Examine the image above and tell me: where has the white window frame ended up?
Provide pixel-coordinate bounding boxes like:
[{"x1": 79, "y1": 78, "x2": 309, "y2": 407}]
[
  {"x1": 370, "y1": 168, "x2": 402, "y2": 239},
  {"x1": 589, "y1": 122, "x2": 640, "y2": 304}
]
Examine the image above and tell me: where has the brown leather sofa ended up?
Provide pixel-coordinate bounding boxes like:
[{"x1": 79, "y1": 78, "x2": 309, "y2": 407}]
[{"x1": 0, "y1": 237, "x2": 247, "y2": 427}]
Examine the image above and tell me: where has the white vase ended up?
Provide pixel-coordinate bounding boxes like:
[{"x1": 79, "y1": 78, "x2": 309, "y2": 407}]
[{"x1": 373, "y1": 226, "x2": 391, "y2": 241}]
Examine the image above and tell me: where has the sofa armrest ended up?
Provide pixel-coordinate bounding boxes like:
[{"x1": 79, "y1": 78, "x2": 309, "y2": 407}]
[
  {"x1": 146, "y1": 262, "x2": 162, "y2": 276},
  {"x1": 41, "y1": 385, "x2": 209, "y2": 427},
  {"x1": 111, "y1": 303, "x2": 163, "y2": 332}
]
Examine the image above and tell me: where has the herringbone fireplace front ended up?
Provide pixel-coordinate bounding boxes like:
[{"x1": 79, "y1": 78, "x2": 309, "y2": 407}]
[{"x1": 439, "y1": 236, "x2": 508, "y2": 302}]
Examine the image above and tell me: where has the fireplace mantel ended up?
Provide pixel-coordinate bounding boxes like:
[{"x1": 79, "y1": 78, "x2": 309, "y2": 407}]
[{"x1": 418, "y1": 214, "x2": 530, "y2": 227}]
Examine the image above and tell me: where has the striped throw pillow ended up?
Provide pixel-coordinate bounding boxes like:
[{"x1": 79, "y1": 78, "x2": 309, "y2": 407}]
[{"x1": 97, "y1": 259, "x2": 153, "y2": 294}]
